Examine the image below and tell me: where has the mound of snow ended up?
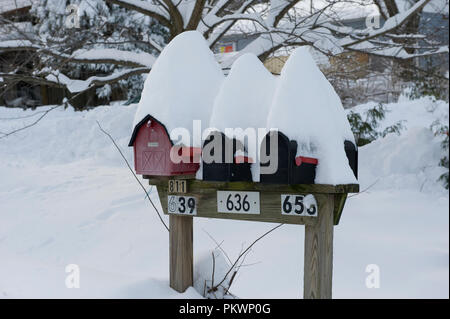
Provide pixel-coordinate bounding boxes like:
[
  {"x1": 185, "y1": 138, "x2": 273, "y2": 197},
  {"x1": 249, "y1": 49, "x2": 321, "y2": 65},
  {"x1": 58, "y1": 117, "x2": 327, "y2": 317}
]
[
  {"x1": 209, "y1": 53, "x2": 276, "y2": 135},
  {"x1": 360, "y1": 127, "x2": 447, "y2": 192},
  {"x1": 267, "y1": 47, "x2": 356, "y2": 184},
  {"x1": 350, "y1": 96, "x2": 449, "y2": 134},
  {"x1": 132, "y1": 31, "x2": 224, "y2": 146},
  {"x1": 0, "y1": 102, "x2": 136, "y2": 166},
  {"x1": 208, "y1": 53, "x2": 276, "y2": 182},
  {"x1": 350, "y1": 96, "x2": 448, "y2": 193}
]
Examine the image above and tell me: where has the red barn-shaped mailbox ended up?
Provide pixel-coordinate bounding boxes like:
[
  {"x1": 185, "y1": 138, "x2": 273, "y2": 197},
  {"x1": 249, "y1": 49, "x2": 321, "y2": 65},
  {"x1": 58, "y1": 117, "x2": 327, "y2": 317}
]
[{"x1": 128, "y1": 115, "x2": 200, "y2": 176}]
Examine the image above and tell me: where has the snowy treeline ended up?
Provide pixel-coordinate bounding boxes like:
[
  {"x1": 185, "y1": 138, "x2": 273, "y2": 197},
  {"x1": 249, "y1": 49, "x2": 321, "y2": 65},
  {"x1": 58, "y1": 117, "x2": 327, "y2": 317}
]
[{"x1": 0, "y1": 0, "x2": 448, "y2": 106}]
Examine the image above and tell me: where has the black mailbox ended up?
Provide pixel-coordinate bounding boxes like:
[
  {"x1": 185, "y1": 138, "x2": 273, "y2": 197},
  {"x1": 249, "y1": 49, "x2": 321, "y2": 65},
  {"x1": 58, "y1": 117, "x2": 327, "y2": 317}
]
[
  {"x1": 344, "y1": 140, "x2": 358, "y2": 179},
  {"x1": 260, "y1": 131, "x2": 318, "y2": 184},
  {"x1": 202, "y1": 131, "x2": 253, "y2": 182}
]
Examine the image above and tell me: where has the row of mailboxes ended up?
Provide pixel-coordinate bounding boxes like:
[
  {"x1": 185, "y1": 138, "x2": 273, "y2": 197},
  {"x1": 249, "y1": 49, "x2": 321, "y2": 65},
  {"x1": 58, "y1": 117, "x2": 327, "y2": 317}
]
[
  {"x1": 129, "y1": 116, "x2": 358, "y2": 183},
  {"x1": 201, "y1": 131, "x2": 318, "y2": 184}
]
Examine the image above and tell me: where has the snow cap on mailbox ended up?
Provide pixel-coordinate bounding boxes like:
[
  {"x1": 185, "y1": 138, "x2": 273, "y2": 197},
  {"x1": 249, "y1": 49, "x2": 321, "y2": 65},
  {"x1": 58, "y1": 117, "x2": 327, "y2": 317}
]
[
  {"x1": 267, "y1": 47, "x2": 356, "y2": 185},
  {"x1": 209, "y1": 53, "x2": 276, "y2": 135},
  {"x1": 203, "y1": 53, "x2": 276, "y2": 182},
  {"x1": 131, "y1": 30, "x2": 224, "y2": 147}
]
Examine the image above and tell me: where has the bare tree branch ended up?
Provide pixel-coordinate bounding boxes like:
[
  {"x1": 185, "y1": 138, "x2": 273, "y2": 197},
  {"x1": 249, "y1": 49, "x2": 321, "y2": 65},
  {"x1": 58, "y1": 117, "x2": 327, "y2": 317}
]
[
  {"x1": 210, "y1": 223, "x2": 284, "y2": 292},
  {"x1": 0, "y1": 105, "x2": 61, "y2": 139},
  {"x1": 96, "y1": 120, "x2": 169, "y2": 232}
]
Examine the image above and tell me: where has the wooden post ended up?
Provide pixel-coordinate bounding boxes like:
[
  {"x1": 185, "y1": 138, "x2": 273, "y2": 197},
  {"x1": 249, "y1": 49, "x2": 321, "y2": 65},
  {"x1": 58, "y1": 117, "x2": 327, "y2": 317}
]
[
  {"x1": 148, "y1": 178, "x2": 357, "y2": 297},
  {"x1": 169, "y1": 215, "x2": 193, "y2": 293},
  {"x1": 303, "y1": 194, "x2": 334, "y2": 299}
]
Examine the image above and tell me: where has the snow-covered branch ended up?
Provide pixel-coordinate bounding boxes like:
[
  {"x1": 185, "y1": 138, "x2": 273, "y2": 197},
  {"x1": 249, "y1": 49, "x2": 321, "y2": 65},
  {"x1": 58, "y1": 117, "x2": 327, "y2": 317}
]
[
  {"x1": 0, "y1": 73, "x2": 66, "y2": 88},
  {"x1": 217, "y1": 0, "x2": 444, "y2": 66},
  {"x1": 349, "y1": 43, "x2": 449, "y2": 60},
  {"x1": 0, "y1": 40, "x2": 39, "y2": 51},
  {"x1": 67, "y1": 49, "x2": 156, "y2": 68},
  {"x1": 0, "y1": 41, "x2": 154, "y2": 68},
  {"x1": 44, "y1": 67, "x2": 150, "y2": 93},
  {"x1": 203, "y1": 12, "x2": 267, "y2": 32},
  {"x1": 267, "y1": 0, "x2": 301, "y2": 27},
  {"x1": 337, "y1": 0, "x2": 432, "y2": 47},
  {"x1": 105, "y1": 0, "x2": 171, "y2": 26},
  {"x1": 2, "y1": 0, "x2": 446, "y2": 108},
  {"x1": 1, "y1": 67, "x2": 150, "y2": 95}
]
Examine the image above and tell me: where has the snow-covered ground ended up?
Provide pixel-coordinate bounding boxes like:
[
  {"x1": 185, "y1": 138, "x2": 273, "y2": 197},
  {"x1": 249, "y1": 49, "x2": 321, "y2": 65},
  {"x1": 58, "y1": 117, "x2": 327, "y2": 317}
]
[{"x1": 0, "y1": 97, "x2": 448, "y2": 298}]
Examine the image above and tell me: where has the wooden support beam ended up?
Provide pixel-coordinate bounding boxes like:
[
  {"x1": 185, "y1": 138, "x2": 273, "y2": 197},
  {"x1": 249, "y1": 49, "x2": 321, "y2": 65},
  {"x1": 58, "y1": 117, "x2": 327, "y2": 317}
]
[
  {"x1": 333, "y1": 193, "x2": 348, "y2": 225},
  {"x1": 304, "y1": 194, "x2": 334, "y2": 299},
  {"x1": 169, "y1": 215, "x2": 193, "y2": 293},
  {"x1": 145, "y1": 176, "x2": 360, "y2": 194},
  {"x1": 151, "y1": 178, "x2": 358, "y2": 226}
]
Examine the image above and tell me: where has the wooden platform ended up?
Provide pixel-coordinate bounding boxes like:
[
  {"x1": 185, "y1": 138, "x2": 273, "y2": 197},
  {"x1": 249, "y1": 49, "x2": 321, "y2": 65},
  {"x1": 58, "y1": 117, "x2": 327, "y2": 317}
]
[
  {"x1": 144, "y1": 175, "x2": 359, "y2": 298},
  {"x1": 145, "y1": 176, "x2": 359, "y2": 225}
]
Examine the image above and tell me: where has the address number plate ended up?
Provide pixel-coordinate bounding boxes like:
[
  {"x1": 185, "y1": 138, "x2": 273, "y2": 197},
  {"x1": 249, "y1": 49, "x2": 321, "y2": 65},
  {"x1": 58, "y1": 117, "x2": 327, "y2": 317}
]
[
  {"x1": 168, "y1": 195, "x2": 197, "y2": 215},
  {"x1": 168, "y1": 179, "x2": 187, "y2": 193},
  {"x1": 217, "y1": 191, "x2": 260, "y2": 214},
  {"x1": 281, "y1": 194, "x2": 318, "y2": 217}
]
